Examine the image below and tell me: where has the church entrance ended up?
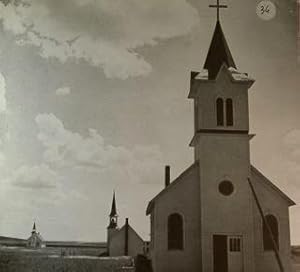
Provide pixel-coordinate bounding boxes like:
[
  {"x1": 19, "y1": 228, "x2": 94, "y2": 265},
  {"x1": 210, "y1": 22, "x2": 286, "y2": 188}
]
[
  {"x1": 213, "y1": 235, "x2": 228, "y2": 272},
  {"x1": 213, "y1": 235, "x2": 243, "y2": 272}
]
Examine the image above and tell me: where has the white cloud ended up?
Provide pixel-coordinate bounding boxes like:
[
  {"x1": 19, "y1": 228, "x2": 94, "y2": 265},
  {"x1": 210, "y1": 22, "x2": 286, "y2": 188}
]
[
  {"x1": 55, "y1": 86, "x2": 71, "y2": 96},
  {"x1": 0, "y1": 112, "x2": 164, "y2": 239},
  {"x1": 35, "y1": 113, "x2": 163, "y2": 184},
  {"x1": 0, "y1": 0, "x2": 199, "y2": 79},
  {"x1": 10, "y1": 163, "x2": 60, "y2": 189}
]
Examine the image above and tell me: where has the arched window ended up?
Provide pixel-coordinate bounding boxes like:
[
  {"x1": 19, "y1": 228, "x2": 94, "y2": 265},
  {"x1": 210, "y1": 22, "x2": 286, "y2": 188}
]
[
  {"x1": 168, "y1": 213, "x2": 183, "y2": 250},
  {"x1": 263, "y1": 214, "x2": 279, "y2": 251},
  {"x1": 226, "y1": 98, "x2": 233, "y2": 126},
  {"x1": 216, "y1": 98, "x2": 224, "y2": 126}
]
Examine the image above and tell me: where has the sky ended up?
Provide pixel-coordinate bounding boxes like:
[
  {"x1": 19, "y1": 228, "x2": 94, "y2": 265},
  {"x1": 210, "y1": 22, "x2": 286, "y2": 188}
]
[{"x1": 0, "y1": 0, "x2": 299, "y2": 244}]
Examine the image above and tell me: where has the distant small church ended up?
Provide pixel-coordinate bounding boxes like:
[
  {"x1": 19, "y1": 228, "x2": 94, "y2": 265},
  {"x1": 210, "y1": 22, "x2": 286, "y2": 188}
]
[
  {"x1": 27, "y1": 222, "x2": 45, "y2": 249},
  {"x1": 1, "y1": 192, "x2": 147, "y2": 259},
  {"x1": 107, "y1": 192, "x2": 147, "y2": 257},
  {"x1": 146, "y1": 4, "x2": 295, "y2": 272}
]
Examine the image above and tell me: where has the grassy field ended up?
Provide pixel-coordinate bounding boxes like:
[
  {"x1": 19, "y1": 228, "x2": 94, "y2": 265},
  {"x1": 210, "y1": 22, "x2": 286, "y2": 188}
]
[
  {"x1": 1, "y1": 246, "x2": 300, "y2": 271},
  {"x1": 0, "y1": 247, "x2": 135, "y2": 272}
]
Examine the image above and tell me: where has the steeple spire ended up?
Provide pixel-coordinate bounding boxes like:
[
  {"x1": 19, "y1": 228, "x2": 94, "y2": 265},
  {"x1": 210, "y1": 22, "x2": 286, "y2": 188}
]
[
  {"x1": 203, "y1": 20, "x2": 236, "y2": 79},
  {"x1": 108, "y1": 191, "x2": 118, "y2": 229},
  {"x1": 32, "y1": 222, "x2": 36, "y2": 234},
  {"x1": 110, "y1": 191, "x2": 117, "y2": 217}
]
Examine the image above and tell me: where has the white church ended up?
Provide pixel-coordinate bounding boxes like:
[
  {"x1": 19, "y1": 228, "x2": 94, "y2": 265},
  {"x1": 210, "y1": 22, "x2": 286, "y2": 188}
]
[{"x1": 146, "y1": 7, "x2": 295, "y2": 272}]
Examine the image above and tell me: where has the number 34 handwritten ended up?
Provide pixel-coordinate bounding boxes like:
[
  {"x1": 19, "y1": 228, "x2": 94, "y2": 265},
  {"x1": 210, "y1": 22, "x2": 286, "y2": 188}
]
[
  {"x1": 260, "y1": 4, "x2": 270, "y2": 14},
  {"x1": 256, "y1": 1, "x2": 276, "y2": 20}
]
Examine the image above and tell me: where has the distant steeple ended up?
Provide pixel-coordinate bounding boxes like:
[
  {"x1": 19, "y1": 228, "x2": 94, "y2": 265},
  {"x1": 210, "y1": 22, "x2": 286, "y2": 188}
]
[
  {"x1": 32, "y1": 222, "x2": 36, "y2": 234},
  {"x1": 110, "y1": 191, "x2": 117, "y2": 217},
  {"x1": 204, "y1": 5, "x2": 236, "y2": 79},
  {"x1": 108, "y1": 191, "x2": 118, "y2": 229}
]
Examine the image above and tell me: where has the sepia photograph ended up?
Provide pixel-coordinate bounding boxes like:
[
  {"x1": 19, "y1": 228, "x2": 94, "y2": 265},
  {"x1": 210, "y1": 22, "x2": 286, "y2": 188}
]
[{"x1": 0, "y1": 0, "x2": 299, "y2": 271}]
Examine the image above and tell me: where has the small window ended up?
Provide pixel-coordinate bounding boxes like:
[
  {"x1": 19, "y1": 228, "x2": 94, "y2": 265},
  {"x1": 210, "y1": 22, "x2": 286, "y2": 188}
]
[
  {"x1": 229, "y1": 237, "x2": 241, "y2": 252},
  {"x1": 263, "y1": 214, "x2": 279, "y2": 251},
  {"x1": 226, "y1": 99, "x2": 233, "y2": 126},
  {"x1": 219, "y1": 181, "x2": 234, "y2": 196},
  {"x1": 216, "y1": 98, "x2": 224, "y2": 126},
  {"x1": 168, "y1": 213, "x2": 184, "y2": 250}
]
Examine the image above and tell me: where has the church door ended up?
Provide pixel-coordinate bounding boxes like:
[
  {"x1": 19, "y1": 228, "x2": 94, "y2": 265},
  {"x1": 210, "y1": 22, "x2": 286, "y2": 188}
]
[
  {"x1": 227, "y1": 236, "x2": 243, "y2": 272},
  {"x1": 213, "y1": 235, "x2": 228, "y2": 272}
]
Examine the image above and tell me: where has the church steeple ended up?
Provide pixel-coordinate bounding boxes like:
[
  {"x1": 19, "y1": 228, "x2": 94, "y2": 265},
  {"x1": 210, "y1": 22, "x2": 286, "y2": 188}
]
[
  {"x1": 188, "y1": 1, "x2": 254, "y2": 151},
  {"x1": 204, "y1": 20, "x2": 236, "y2": 79},
  {"x1": 108, "y1": 191, "x2": 118, "y2": 229},
  {"x1": 32, "y1": 222, "x2": 36, "y2": 234}
]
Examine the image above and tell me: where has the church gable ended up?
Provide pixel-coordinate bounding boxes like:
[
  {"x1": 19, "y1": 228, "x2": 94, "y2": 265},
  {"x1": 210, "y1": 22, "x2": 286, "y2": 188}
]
[
  {"x1": 109, "y1": 221, "x2": 144, "y2": 257},
  {"x1": 250, "y1": 165, "x2": 294, "y2": 272},
  {"x1": 147, "y1": 162, "x2": 201, "y2": 272},
  {"x1": 146, "y1": 162, "x2": 199, "y2": 215},
  {"x1": 250, "y1": 165, "x2": 295, "y2": 207},
  {"x1": 111, "y1": 224, "x2": 143, "y2": 244}
]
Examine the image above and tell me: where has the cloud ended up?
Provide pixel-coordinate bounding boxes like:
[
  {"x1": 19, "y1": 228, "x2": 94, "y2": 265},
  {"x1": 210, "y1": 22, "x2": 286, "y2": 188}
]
[
  {"x1": 10, "y1": 163, "x2": 60, "y2": 189},
  {"x1": 0, "y1": 0, "x2": 199, "y2": 79},
  {"x1": 55, "y1": 86, "x2": 71, "y2": 96},
  {"x1": 0, "y1": 112, "x2": 164, "y2": 239},
  {"x1": 35, "y1": 113, "x2": 163, "y2": 184}
]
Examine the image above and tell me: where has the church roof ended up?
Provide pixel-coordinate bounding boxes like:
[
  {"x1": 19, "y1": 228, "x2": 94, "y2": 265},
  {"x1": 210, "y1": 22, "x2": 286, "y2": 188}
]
[
  {"x1": 204, "y1": 20, "x2": 236, "y2": 79},
  {"x1": 146, "y1": 162, "x2": 199, "y2": 215},
  {"x1": 28, "y1": 232, "x2": 44, "y2": 242},
  {"x1": 250, "y1": 165, "x2": 295, "y2": 206},
  {"x1": 45, "y1": 241, "x2": 106, "y2": 248},
  {"x1": 146, "y1": 163, "x2": 295, "y2": 215},
  {"x1": 110, "y1": 222, "x2": 144, "y2": 243},
  {"x1": 110, "y1": 191, "x2": 117, "y2": 217}
]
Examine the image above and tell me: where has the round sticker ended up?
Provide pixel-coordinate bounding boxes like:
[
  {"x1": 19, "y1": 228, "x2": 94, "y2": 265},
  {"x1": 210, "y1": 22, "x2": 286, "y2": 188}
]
[{"x1": 256, "y1": 1, "x2": 276, "y2": 21}]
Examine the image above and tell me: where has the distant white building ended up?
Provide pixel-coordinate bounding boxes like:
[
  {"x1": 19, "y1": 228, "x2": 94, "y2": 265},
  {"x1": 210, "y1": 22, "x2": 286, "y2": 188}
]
[
  {"x1": 27, "y1": 222, "x2": 45, "y2": 249},
  {"x1": 107, "y1": 192, "x2": 147, "y2": 257},
  {"x1": 20, "y1": 193, "x2": 146, "y2": 257}
]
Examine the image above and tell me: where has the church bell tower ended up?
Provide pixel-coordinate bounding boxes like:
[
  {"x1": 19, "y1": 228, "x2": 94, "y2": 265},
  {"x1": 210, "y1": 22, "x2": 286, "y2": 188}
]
[
  {"x1": 107, "y1": 191, "x2": 118, "y2": 252},
  {"x1": 108, "y1": 191, "x2": 118, "y2": 229},
  {"x1": 189, "y1": 19, "x2": 255, "y2": 153},
  {"x1": 188, "y1": 3, "x2": 256, "y2": 272}
]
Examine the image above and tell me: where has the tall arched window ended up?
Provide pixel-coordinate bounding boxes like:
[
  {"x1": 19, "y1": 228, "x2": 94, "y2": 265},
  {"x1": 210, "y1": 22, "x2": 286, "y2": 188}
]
[
  {"x1": 216, "y1": 98, "x2": 224, "y2": 126},
  {"x1": 226, "y1": 98, "x2": 234, "y2": 126},
  {"x1": 168, "y1": 213, "x2": 183, "y2": 250},
  {"x1": 263, "y1": 214, "x2": 279, "y2": 251}
]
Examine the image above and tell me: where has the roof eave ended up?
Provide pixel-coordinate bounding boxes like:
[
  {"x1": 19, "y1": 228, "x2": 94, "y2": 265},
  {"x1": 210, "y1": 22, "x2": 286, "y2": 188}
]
[{"x1": 251, "y1": 165, "x2": 296, "y2": 206}]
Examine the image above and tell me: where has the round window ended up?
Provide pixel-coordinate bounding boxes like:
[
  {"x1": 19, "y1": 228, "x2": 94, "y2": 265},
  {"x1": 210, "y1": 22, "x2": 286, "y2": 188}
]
[{"x1": 219, "y1": 180, "x2": 234, "y2": 196}]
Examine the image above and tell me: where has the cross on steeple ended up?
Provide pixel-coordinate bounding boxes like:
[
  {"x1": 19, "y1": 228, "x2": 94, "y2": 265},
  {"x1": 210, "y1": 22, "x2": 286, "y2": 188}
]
[{"x1": 209, "y1": 0, "x2": 228, "y2": 21}]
